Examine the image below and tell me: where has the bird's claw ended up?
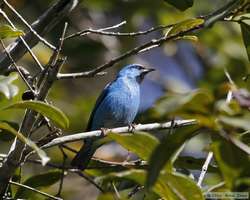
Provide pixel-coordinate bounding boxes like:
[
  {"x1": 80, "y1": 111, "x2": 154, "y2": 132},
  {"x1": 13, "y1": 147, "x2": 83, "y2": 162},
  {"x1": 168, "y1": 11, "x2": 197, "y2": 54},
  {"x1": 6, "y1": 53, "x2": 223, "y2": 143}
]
[
  {"x1": 128, "y1": 123, "x2": 137, "y2": 133},
  {"x1": 100, "y1": 128, "x2": 109, "y2": 136}
]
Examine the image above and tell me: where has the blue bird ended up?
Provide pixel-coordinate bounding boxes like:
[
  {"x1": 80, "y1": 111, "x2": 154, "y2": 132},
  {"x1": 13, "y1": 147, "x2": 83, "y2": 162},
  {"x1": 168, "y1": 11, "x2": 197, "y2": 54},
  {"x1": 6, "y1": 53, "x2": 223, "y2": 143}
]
[{"x1": 71, "y1": 64, "x2": 155, "y2": 170}]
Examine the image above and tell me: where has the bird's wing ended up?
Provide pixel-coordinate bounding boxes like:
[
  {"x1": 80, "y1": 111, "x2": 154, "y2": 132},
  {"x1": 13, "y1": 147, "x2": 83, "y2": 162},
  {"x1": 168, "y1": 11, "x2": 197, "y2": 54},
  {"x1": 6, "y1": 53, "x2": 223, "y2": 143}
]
[{"x1": 86, "y1": 81, "x2": 113, "y2": 131}]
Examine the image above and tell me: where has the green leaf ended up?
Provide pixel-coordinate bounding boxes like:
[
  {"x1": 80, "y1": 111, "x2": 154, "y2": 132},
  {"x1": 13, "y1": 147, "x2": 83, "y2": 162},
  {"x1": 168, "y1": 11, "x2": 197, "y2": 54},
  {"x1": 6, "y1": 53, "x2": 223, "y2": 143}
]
[
  {"x1": 15, "y1": 170, "x2": 61, "y2": 199},
  {"x1": 211, "y1": 136, "x2": 250, "y2": 190},
  {"x1": 0, "y1": 121, "x2": 18, "y2": 141},
  {"x1": 4, "y1": 100, "x2": 69, "y2": 129},
  {"x1": 0, "y1": 74, "x2": 19, "y2": 99},
  {"x1": 155, "y1": 89, "x2": 213, "y2": 115},
  {"x1": 146, "y1": 125, "x2": 200, "y2": 188},
  {"x1": 167, "y1": 18, "x2": 204, "y2": 37},
  {"x1": 99, "y1": 169, "x2": 204, "y2": 200},
  {"x1": 108, "y1": 132, "x2": 159, "y2": 161},
  {"x1": 0, "y1": 25, "x2": 24, "y2": 39},
  {"x1": 164, "y1": 0, "x2": 194, "y2": 11},
  {"x1": 240, "y1": 22, "x2": 250, "y2": 61},
  {"x1": 175, "y1": 35, "x2": 199, "y2": 42},
  {"x1": 0, "y1": 122, "x2": 49, "y2": 165}
]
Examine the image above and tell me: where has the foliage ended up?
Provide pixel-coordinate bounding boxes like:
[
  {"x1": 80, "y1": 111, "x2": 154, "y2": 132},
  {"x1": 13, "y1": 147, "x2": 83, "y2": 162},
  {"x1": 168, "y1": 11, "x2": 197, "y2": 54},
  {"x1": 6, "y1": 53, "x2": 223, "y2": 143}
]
[
  {"x1": 4, "y1": 100, "x2": 69, "y2": 129},
  {"x1": 0, "y1": 25, "x2": 23, "y2": 39},
  {"x1": 0, "y1": 0, "x2": 250, "y2": 199}
]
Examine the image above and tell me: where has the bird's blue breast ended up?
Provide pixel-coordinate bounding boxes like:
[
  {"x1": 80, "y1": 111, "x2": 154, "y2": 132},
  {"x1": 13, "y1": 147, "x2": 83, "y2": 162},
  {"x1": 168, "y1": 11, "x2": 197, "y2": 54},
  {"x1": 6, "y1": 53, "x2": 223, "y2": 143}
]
[{"x1": 90, "y1": 77, "x2": 140, "y2": 130}]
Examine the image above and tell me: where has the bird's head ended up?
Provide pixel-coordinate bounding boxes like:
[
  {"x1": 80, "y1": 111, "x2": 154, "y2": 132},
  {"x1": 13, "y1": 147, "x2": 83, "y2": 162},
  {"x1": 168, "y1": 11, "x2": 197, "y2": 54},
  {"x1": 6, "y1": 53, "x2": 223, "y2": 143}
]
[{"x1": 117, "y1": 64, "x2": 155, "y2": 83}]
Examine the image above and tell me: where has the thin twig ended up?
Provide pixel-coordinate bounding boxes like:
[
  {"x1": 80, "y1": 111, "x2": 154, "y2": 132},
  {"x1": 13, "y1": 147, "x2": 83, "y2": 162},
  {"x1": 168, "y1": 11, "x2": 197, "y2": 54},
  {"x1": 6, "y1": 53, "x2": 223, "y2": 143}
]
[
  {"x1": 57, "y1": 71, "x2": 106, "y2": 79},
  {"x1": 56, "y1": 145, "x2": 67, "y2": 197},
  {"x1": 74, "y1": 22, "x2": 203, "y2": 77},
  {"x1": 3, "y1": 0, "x2": 56, "y2": 50},
  {"x1": 89, "y1": 158, "x2": 147, "y2": 169},
  {"x1": 0, "y1": 0, "x2": 78, "y2": 75},
  {"x1": 58, "y1": 21, "x2": 201, "y2": 79},
  {"x1": 128, "y1": 185, "x2": 144, "y2": 199},
  {"x1": 197, "y1": 151, "x2": 213, "y2": 187},
  {"x1": 112, "y1": 182, "x2": 121, "y2": 199},
  {"x1": 205, "y1": 181, "x2": 225, "y2": 193},
  {"x1": 66, "y1": 23, "x2": 174, "y2": 39},
  {"x1": 53, "y1": 22, "x2": 68, "y2": 65},
  {"x1": 42, "y1": 120, "x2": 196, "y2": 149},
  {"x1": 73, "y1": 170, "x2": 105, "y2": 193},
  {"x1": 0, "y1": 8, "x2": 44, "y2": 71},
  {"x1": 10, "y1": 181, "x2": 62, "y2": 200},
  {"x1": 0, "y1": 0, "x2": 77, "y2": 194},
  {"x1": 65, "y1": 20, "x2": 127, "y2": 40},
  {"x1": 0, "y1": 39, "x2": 35, "y2": 93}
]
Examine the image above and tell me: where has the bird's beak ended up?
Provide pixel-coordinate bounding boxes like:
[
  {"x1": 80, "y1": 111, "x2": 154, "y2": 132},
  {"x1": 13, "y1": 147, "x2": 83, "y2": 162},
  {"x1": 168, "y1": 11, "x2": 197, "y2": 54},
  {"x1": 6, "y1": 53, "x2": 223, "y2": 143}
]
[{"x1": 142, "y1": 68, "x2": 155, "y2": 75}]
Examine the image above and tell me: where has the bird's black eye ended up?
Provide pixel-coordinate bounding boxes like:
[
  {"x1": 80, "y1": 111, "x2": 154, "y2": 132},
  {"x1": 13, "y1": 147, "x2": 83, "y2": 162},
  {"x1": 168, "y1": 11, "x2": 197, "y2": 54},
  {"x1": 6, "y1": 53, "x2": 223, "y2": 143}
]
[{"x1": 136, "y1": 65, "x2": 144, "y2": 70}]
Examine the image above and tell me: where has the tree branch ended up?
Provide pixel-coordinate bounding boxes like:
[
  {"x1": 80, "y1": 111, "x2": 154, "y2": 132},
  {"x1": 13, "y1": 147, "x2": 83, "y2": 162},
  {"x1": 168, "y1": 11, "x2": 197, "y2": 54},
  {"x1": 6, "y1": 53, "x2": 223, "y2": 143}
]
[
  {"x1": 3, "y1": 0, "x2": 56, "y2": 50},
  {"x1": 10, "y1": 181, "x2": 62, "y2": 200},
  {"x1": 197, "y1": 151, "x2": 213, "y2": 187},
  {"x1": 0, "y1": 8, "x2": 44, "y2": 71},
  {"x1": 0, "y1": 36, "x2": 67, "y2": 197},
  {"x1": 65, "y1": 21, "x2": 173, "y2": 40},
  {"x1": 0, "y1": 0, "x2": 79, "y2": 75},
  {"x1": 58, "y1": 0, "x2": 243, "y2": 79},
  {"x1": 42, "y1": 120, "x2": 196, "y2": 149}
]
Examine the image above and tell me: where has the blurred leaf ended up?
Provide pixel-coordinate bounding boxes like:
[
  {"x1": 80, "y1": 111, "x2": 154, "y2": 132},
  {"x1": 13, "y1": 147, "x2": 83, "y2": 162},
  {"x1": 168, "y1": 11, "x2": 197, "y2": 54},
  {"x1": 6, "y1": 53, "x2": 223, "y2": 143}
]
[
  {"x1": 99, "y1": 169, "x2": 204, "y2": 200},
  {"x1": 240, "y1": 131, "x2": 250, "y2": 146},
  {"x1": 240, "y1": 22, "x2": 250, "y2": 61},
  {"x1": 211, "y1": 136, "x2": 250, "y2": 190},
  {"x1": 97, "y1": 192, "x2": 126, "y2": 200},
  {"x1": 175, "y1": 35, "x2": 199, "y2": 42},
  {"x1": 4, "y1": 100, "x2": 69, "y2": 129},
  {"x1": 155, "y1": 89, "x2": 213, "y2": 116},
  {"x1": 0, "y1": 74, "x2": 19, "y2": 99},
  {"x1": 99, "y1": 188, "x2": 158, "y2": 200},
  {"x1": 0, "y1": 25, "x2": 24, "y2": 39},
  {"x1": 98, "y1": 188, "x2": 159, "y2": 200},
  {"x1": 15, "y1": 170, "x2": 61, "y2": 199},
  {"x1": 0, "y1": 121, "x2": 18, "y2": 141},
  {"x1": 219, "y1": 114, "x2": 250, "y2": 130},
  {"x1": 168, "y1": 18, "x2": 204, "y2": 37},
  {"x1": 175, "y1": 156, "x2": 218, "y2": 173},
  {"x1": 146, "y1": 125, "x2": 200, "y2": 188},
  {"x1": 0, "y1": 122, "x2": 49, "y2": 166},
  {"x1": 108, "y1": 132, "x2": 159, "y2": 161},
  {"x1": 164, "y1": 0, "x2": 194, "y2": 11},
  {"x1": 215, "y1": 100, "x2": 241, "y2": 116}
]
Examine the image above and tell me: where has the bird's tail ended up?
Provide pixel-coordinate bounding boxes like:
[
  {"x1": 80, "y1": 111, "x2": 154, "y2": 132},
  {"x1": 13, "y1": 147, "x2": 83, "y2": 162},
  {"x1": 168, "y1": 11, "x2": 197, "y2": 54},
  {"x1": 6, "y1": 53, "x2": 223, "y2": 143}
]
[{"x1": 71, "y1": 139, "x2": 95, "y2": 170}]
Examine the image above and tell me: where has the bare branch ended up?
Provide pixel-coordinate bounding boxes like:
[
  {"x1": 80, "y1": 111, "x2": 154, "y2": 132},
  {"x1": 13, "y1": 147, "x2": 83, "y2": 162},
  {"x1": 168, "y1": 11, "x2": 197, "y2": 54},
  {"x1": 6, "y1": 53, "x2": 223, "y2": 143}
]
[
  {"x1": 42, "y1": 120, "x2": 196, "y2": 149},
  {"x1": 0, "y1": 39, "x2": 35, "y2": 93},
  {"x1": 10, "y1": 181, "x2": 62, "y2": 200},
  {"x1": 0, "y1": 0, "x2": 79, "y2": 75},
  {"x1": 3, "y1": 0, "x2": 56, "y2": 50},
  {"x1": 57, "y1": 71, "x2": 107, "y2": 79},
  {"x1": 58, "y1": 22, "x2": 202, "y2": 79},
  {"x1": 197, "y1": 151, "x2": 213, "y2": 187},
  {"x1": 0, "y1": 48, "x2": 67, "y2": 197},
  {"x1": 73, "y1": 170, "x2": 105, "y2": 193},
  {"x1": 0, "y1": 8, "x2": 44, "y2": 71},
  {"x1": 65, "y1": 20, "x2": 127, "y2": 40},
  {"x1": 83, "y1": 24, "x2": 202, "y2": 77},
  {"x1": 65, "y1": 22, "x2": 174, "y2": 40}
]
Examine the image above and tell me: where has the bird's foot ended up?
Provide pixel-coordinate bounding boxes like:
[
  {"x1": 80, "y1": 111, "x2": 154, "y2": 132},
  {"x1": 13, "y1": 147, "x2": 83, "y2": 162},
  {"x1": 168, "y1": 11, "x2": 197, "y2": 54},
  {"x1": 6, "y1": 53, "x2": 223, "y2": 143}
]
[
  {"x1": 128, "y1": 123, "x2": 137, "y2": 133},
  {"x1": 100, "y1": 128, "x2": 109, "y2": 136}
]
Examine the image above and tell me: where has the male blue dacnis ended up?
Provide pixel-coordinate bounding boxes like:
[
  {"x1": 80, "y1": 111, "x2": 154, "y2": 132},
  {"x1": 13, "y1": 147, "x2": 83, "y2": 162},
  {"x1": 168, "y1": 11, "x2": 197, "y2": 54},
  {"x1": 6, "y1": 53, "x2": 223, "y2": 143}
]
[{"x1": 71, "y1": 64, "x2": 155, "y2": 170}]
